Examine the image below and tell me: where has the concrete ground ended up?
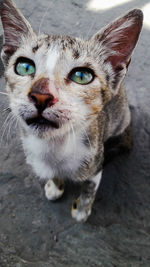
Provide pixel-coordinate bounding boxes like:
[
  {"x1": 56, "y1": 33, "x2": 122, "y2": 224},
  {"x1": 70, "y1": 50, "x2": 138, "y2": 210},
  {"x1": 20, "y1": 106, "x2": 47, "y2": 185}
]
[{"x1": 0, "y1": 0, "x2": 150, "y2": 266}]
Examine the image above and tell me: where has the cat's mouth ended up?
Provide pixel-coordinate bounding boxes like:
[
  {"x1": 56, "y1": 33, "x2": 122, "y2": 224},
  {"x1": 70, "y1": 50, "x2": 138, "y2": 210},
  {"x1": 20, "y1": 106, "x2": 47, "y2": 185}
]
[{"x1": 25, "y1": 116, "x2": 59, "y2": 130}]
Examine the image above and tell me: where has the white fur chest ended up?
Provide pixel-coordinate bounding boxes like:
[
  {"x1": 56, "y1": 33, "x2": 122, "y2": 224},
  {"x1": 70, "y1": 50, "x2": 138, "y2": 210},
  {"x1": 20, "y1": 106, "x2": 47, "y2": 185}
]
[{"x1": 22, "y1": 131, "x2": 91, "y2": 180}]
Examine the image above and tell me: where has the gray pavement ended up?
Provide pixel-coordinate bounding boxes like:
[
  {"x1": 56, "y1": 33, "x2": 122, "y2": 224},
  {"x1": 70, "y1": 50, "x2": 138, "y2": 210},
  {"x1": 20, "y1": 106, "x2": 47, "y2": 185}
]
[{"x1": 0, "y1": 0, "x2": 150, "y2": 266}]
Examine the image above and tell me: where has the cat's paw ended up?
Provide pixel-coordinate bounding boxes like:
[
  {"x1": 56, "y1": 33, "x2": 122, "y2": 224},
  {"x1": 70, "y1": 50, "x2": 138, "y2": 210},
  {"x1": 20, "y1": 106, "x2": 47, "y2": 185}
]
[
  {"x1": 71, "y1": 198, "x2": 91, "y2": 222},
  {"x1": 44, "y1": 179, "x2": 64, "y2": 201}
]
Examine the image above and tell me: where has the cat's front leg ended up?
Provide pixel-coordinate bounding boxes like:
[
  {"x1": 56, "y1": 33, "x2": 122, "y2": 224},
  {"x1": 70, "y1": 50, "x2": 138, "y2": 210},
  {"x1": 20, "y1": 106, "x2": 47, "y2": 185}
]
[
  {"x1": 71, "y1": 171, "x2": 102, "y2": 222},
  {"x1": 45, "y1": 178, "x2": 65, "y2": 201}
]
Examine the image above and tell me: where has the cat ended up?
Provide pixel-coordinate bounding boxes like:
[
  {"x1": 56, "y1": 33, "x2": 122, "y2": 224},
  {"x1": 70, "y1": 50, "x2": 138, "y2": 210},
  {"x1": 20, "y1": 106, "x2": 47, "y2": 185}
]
[{"x1": 0, "y1": 0, "x2": 143, "y2": 222}]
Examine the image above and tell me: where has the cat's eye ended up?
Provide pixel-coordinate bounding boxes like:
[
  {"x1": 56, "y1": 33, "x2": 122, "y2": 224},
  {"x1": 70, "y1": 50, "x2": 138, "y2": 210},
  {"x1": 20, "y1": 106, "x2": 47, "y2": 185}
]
[
  {"x1": 69, "y1": 68, "x2": 94, "y2": 85},
  {"x1": 15, "y1": 57, "x2": 35, "y2": 76}
]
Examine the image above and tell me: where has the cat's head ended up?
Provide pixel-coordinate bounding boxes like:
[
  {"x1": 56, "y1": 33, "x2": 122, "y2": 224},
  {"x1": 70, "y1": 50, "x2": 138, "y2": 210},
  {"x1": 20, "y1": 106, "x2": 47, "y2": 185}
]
[{"x1": 0, "y1": 0, "x2": 143, "y2": 140}]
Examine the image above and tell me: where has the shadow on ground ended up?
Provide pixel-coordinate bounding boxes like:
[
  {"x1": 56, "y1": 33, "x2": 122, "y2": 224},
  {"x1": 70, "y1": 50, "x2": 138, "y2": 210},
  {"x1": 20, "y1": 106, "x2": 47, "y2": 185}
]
[{"x1": 0, "y1": 0, "x2": 150, "y2": 266}]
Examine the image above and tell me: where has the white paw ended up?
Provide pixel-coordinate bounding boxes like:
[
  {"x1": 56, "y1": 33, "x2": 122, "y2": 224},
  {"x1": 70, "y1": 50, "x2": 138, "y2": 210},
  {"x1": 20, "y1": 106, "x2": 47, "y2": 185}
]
[
  {"x1": 71, "y1": 201, "x2": 91, "y2": 222},
  {"x1": 44, "y1": 180, "x2": 64, "y2": 201}
]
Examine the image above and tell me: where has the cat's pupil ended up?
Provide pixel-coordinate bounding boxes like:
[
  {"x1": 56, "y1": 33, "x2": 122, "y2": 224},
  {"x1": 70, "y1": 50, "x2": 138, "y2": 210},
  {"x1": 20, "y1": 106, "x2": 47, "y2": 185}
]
[
  {"x1": 77, "y1": 72, "x2": 83, "y2": 80},
  {"x1": 26, "y1": 64, "x2": 29, "y2": 71}
]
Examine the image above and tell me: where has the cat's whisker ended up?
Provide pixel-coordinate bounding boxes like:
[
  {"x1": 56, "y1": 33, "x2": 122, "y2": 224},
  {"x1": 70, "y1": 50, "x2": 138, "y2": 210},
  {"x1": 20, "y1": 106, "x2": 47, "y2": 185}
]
[
  {"x1": 80, "y1": 124, "x2": 92, "y2": 151},
  {"x1": 14, "y1": 116, "x2": 19, "y2": 132},
  {"x1": 38, "y1": 0, "x2": 54, "y2": 36},
  {"x1": 87, "y1": 112, "x2": 98, "y2": 117},
  {"x1": 85, "y1": 17, "x2": 97, "y2": 39},
  {"x1": 2, "y1": 107, "x2": 11, "y2": 114},
  {"x1": 0, "y1": 92, "x2": 9, "y2": 96},
  {"x1": 0, "y1": 112, "x2": 13, "y2": 146},
  {"x1": 6, "y1": 116, "x2": 14, "y2": 143},
  {"x1": 6, "y1": 114, "x2": 18, "y2": 143},
  {"x1": 0, "y1": 111, "x2": 18, "y2": 146},
  {"x1": 67, "y1": 122, "x2": 72, "y2": 150},
  {"x1": 1, "y1": 112, "x2": 12, "y2": 130},
  {"x1": 70, "y1": 122, "x2": 76, "y2": 162}
]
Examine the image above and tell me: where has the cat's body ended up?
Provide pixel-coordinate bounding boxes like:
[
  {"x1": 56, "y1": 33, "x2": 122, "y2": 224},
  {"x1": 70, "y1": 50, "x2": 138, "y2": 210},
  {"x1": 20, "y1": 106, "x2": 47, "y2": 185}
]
[
  {"x1": 22, "y1": 84, "x2": 130, "y2": 181},
  {"x1": 0, "y1": 0, "x2": 143, "y2": 222}
]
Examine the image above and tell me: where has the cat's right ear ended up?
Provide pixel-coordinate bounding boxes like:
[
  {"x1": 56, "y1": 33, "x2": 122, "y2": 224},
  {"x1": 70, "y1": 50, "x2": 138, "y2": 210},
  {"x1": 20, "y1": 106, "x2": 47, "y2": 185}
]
[{"x1": 0, "y1": 0, "x2": 35, "y2": 66}]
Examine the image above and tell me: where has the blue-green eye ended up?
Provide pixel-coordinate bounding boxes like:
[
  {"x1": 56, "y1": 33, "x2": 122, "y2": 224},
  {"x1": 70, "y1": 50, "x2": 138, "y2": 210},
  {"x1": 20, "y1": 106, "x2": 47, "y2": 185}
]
[
  {"x1": 15, "y1": 57, "x2": 35, "y2": 76},
  {"x1": 69, "y1": 68, "x2": 94, "y2": 85}
]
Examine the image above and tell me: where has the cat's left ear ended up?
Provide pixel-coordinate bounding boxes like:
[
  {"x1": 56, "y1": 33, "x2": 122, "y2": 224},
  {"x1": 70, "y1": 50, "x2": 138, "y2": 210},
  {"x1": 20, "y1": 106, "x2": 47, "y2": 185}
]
[
  {"x1": 90, "y1": 9, "x2": 143, "y2": 91},
  {"x1": 0, "y1": 0, "x2": 35, "y2": 65}
]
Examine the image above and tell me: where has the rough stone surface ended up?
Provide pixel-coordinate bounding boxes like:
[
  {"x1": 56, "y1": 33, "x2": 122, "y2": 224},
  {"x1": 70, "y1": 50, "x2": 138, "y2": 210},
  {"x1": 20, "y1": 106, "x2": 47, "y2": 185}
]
[{"x1": 0, "y1": 0, "x2": 150, "y2": 266}]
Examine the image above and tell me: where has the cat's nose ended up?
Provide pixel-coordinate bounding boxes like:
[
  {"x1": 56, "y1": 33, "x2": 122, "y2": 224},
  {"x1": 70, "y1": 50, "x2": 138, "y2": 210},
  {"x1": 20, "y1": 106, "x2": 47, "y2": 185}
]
[
  {"x1": 28, "y1": 92, "x2": 57, "y2": 113},
  {"x1": 28, "y1": 78, "x2": 58, "y2": 113}
]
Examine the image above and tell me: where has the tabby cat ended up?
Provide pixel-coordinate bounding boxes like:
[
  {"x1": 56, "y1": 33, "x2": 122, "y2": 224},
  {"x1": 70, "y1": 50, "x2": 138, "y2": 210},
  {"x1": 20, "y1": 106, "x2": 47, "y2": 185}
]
[{"x1": 0, "y1": 0, "x2": 143, "y2": 222}]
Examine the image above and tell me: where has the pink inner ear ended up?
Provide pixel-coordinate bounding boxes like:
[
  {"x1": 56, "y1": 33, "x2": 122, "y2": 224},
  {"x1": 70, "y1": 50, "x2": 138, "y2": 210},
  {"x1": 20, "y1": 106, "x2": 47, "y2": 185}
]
[
  {"x1": 107, "y1": 24, "x2": 141, "y2": 70},
  {"x1": 2, "y1": 16, "x2": 26, "y2": 49},
  {"x1": 97, "y1": 9, "x2": 143, "y2": 72},
  {"x1": 0, "y1": 0, "x2": 33, "y2": 59}
]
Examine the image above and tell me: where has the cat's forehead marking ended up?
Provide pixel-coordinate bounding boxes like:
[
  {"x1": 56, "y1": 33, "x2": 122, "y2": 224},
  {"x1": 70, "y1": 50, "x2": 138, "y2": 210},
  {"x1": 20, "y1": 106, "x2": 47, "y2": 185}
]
[
  {"x1": 45, "y1": 36, "x2": 83, "y2": 76},
  {"x1": 47, "y1": 35, "x2": 82, "y2": 59},
  {"x1": 32, "y1": 44, "x2": 39, "y2": 53},
  {"x1": 72, "y1": 50, "x2": 80, "y2": 59},
  {"x1": 46, "y1": 47, "x2": 60, "y2": 76}
]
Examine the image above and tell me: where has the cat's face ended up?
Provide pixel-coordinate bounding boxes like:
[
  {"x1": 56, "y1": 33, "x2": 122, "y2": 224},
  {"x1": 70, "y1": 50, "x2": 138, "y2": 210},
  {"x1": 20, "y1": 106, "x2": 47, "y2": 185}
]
[
  {"x1": 0, "y1": 0, "x2": 143, "y2": 140},
  {"x1": 4, "y1": 34, "x2": 109, "y2": 139}
]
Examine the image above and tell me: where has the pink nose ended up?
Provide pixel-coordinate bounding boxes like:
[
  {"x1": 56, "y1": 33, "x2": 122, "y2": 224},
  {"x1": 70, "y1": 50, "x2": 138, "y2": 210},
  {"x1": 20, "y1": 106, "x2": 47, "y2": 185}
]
[{"x1": 28, "y1": 78, "x2": 58, "y2": 113}]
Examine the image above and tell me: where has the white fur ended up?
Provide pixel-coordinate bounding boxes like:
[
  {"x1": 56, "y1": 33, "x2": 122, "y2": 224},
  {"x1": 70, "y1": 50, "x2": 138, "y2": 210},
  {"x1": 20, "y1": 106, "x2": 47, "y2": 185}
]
[
  {"x1": 71, "y1": 170, "x2": 102, "y2": 222},
  {"x1": 71, "y1": 208, "x2": 91, "y2": 222},
  {"x1": 44, "y1": 180, "x2": 64, "y2": 201},
  {"x1": 22, "y1": 128, "x2": 92, "y2": 181},
  {"x1": 92, "y1": 170, "x2": 103, "y2": 190},
  {"x1": 46, "y1": 48, "x2": 60, "y2": 79}
]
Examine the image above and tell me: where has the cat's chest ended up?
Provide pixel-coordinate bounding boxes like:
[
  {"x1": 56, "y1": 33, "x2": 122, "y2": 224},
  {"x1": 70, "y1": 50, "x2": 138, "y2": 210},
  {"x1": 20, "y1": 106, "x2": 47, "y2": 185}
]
[{"x1": 22, "y1": 132, "x2": 90, "y2": 179}]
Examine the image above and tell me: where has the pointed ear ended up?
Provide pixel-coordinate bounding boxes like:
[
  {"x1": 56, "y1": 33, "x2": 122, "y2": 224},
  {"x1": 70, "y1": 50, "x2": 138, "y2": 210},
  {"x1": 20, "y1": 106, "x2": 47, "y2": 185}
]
[
  {"x1": 0, "y1": 0, "x2": 35, "y2": 65},
  {"x1": 90, "y1": 9, "x2": 143, "y2": 90}
]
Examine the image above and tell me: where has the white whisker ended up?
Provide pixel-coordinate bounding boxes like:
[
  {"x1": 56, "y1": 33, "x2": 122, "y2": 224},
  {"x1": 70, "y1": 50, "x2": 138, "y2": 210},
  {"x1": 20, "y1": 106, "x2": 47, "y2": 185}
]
[
  {"x1": 81, "y1": 123, "x2": 92, "y2": 151},
  {"x1": 6, "y1": 114, "x2": 18, "y2": 143},
  {"x1": 2, "y1": 107, "x2": 11, "y2": 114},
  {"x1": 70, "y1": 122, "x2": 76, "y2": 162},
  {"x1": 38, "y1": 0, "x2": 55, "y2": 36},
  {"x1": 0, "y1": 112, "x2": 13, "y2": 146},
  {"x1": 0, "y1": 111, "x2": 19, "y2": 146},
  {"x1": 85, "y1": 17, "x2": 97, "y2": 39},
  {"x1": 0, "y1": 92, "x2": 9, "y2": 96}
]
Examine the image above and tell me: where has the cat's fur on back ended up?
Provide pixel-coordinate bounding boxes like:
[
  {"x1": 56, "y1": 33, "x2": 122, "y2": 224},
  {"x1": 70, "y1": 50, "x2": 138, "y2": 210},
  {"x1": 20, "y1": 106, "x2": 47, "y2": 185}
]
[{"x1": 0, "y1": 0, "x2": 143, "y2": 222}]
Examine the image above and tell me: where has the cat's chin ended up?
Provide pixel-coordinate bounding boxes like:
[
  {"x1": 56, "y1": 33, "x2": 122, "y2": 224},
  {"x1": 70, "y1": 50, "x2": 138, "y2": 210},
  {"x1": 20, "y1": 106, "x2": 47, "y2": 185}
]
[
  {"x1": 22, "y1": 116, "x2": 61, "y2": 139},
  {"x1": 22, "y1": 115, "x2": 72, "y2": 140}
]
